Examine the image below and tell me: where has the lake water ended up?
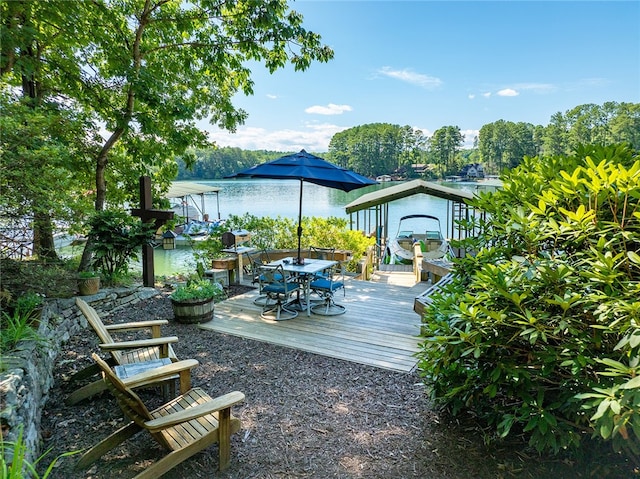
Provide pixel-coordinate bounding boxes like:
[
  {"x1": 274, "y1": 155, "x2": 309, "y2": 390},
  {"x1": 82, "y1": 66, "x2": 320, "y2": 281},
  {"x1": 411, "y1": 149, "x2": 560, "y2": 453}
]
[{"x1": 129, "y1": 179, "x2": 489, "y2": 276}]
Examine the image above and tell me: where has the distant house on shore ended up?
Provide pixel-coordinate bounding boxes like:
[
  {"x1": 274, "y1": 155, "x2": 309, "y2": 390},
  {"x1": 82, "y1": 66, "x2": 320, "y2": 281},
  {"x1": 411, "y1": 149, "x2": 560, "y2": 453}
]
[
  {"x1": 459, "y1": 163, "x2": 484, "y2": 180},
  {"x1": 411, "y1": 164, "x2": 428, "y2": 175},
  {"x1": 375, "y1": 174, "x2": 393, "y2": 182}
]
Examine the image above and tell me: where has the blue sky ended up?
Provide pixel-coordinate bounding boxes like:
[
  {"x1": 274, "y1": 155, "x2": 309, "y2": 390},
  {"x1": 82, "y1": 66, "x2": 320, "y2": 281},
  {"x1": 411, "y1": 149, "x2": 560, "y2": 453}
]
[{"x1": 203, "y1": 0, "x2": 640, "y2": 152}]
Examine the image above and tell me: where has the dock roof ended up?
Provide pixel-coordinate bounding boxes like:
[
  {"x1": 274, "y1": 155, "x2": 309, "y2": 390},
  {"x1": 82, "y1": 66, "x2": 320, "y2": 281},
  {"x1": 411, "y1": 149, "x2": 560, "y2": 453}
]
[
  {"x1": 345, "y1": 179, "x2": 474, "y2": 214},
  {"x1": 166, "y1": 181, "x2": 220, "y2": 199}
]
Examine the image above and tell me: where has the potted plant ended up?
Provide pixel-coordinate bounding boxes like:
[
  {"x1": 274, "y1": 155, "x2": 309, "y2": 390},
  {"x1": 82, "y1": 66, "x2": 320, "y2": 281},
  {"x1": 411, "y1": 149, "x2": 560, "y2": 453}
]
[
  {"x1": 77, "y1": 270, "x2": 101, "y2": 296},
  {"x1": 169, "y1": 279, "x2": 226, "y2": 324}
]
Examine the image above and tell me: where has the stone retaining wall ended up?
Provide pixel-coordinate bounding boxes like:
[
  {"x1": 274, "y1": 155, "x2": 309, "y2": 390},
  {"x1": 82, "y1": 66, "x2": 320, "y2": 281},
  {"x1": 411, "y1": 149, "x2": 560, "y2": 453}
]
[{"x1": 0, "y1": 286, "x2": 159, "y2": 470}]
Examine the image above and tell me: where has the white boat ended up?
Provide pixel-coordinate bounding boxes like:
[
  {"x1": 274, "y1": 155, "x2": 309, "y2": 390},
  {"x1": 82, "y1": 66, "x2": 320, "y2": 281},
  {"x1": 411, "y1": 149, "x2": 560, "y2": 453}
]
[
  {"x1": 173, "y1": 219, "x2": 225, "y2": 246},
  {"x1": 383, "y1": 214, "x2": 450, "y2": 265},
  {"x1": 164, "y1": 181, "x2": 224, "y2": 246}
]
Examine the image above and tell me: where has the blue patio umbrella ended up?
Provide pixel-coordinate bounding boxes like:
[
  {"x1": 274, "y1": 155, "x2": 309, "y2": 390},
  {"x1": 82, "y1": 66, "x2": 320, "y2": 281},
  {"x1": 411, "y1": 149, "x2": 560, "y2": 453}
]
[{"x1": 225, "y1": 149, "x2": 377, "y2": 263}]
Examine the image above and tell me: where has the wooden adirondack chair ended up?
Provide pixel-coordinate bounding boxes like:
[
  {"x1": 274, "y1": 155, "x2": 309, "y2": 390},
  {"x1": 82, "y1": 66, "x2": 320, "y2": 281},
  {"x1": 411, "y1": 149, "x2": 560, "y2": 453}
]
[
  {"x1": 67, "y1": 298, "x2": 180, "y2": 405},
  {"x1": 76, "y1": 353, "x2": 245, "y2": 477}
]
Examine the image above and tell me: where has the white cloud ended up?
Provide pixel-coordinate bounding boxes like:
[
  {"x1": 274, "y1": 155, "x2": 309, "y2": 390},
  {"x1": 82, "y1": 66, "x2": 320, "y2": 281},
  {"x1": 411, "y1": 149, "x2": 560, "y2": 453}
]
[
  {"x1": 206, "y1": 123, "x2": 348, "y2": 152},
  {"x1": 305, "y1": 103, "x2": 353, "y2": 115},
  {"x1": 482, "y1": 83, "x2": 555, "y2": 98},
  {"x1": 415, "y1": 127, "x2": 433, "y2": 138},
  {"x1": 266, "y1": 94, "x2": 278, "y2": 99},
  {"x1": 377, "y1": 67, "x2": 442, "y2": 89},
  {"x1": 497, "y1": 88, "x2": 519, "y2": 97},
  {"x1": 461, "y1": 129, "x2": 479, "y2": 149},
  {"x1": 468, "y1": 93, "x2": 476, "y2": 99},
  {"x1": 513, "y1": 82, "x2": 556, "y2": 93},
  {"x1": 576, "y1": 77, "x2": 609, "y2": 87}
]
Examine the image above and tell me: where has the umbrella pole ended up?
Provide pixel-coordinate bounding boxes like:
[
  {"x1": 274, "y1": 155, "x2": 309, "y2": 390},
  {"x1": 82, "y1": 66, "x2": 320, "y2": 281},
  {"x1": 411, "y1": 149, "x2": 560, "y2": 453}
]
[{"x1": 297, "y1": 179, "x2": 303, "y2": 263}]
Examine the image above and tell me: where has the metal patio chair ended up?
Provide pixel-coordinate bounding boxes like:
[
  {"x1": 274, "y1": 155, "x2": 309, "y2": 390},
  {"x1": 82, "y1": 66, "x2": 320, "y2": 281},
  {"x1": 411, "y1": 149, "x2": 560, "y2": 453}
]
[
  {"x1": 258, "y1": 263, "x2": 300, "y2": 321},
  {"x1": 309, "y1": 261, "x2": 346, "y2": 316}
]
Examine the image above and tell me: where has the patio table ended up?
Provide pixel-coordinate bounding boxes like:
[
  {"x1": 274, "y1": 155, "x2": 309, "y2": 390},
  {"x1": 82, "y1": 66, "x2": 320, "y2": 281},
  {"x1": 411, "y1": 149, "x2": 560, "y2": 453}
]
[{"x1": 267, "y1": 257, "x2": 338, "y2": 316}]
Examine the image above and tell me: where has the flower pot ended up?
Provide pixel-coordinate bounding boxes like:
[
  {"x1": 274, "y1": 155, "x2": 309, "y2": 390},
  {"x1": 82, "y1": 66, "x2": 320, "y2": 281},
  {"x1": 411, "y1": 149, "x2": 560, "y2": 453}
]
[
  {"x1": 77, "y1": 276, "x2": 100, "y2": 296},
  {"x1": 170, "y1": 297, "x2": 215, "y2": 324}
]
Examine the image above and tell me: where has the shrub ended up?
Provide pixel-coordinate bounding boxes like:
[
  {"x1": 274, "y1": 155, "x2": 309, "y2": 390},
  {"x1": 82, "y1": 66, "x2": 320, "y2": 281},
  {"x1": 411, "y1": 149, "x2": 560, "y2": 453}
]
[
  {"x1": 226, "y1": 213, "x2": 375, "y2": 270},
  {"x1": 0, "y1": 308, "x2": 47, "y2": 353},
  {"x1": 416, "y1": 144, "x2": 640, "y2": 461},
  {"x1": 14, "y1": 292, "x2": 43, "y2": 317},
  {"x1": 191, "y1": 223, "x2": 226, "y2": 266},
  {"x1": 87, "y1": 209, "x2": 155, "y2": 283},
  {"x1": 170, "y1": 279, "x2": 225, "y2": 302}
]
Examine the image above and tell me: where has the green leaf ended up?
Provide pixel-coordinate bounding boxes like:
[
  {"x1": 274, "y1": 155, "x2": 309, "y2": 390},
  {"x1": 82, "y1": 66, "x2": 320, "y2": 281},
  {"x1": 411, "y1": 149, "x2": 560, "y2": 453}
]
[
  {"x1": 609, "y1": 400, "x2": 621, "y2": 415},
  {"x1": 621, "y1": 375, "x2": 640, "y2": 390},
  {"x1": 597, "y1": 358, "x2": 628, "y2": 372},
  {"x1": 628, "y1": 251, "x2": 640, "y2": 265},
  {"x1": 599, "y1": 420, "x2": 613, "y2": 439}
]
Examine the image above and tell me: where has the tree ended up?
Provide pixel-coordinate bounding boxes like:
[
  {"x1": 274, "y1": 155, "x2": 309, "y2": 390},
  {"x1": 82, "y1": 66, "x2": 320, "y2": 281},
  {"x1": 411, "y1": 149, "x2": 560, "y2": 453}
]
[
  {"x1": 397, "y1": 125, "x2": 428, "y2": 178},
  {"x1": 542, "y1": 102, "x2": 640, "y2": 156},
  {"x1": 328, "y1": 123, "x2": 426, "y2": 177},
  {"x1": 0, "y1": 94, "x2": 97, "y2": 256},
  {"x1": 74, "y1": 0, "x2": 332, "y2": 209},
  {"x1": 428, "y1": 126, "x2": 464, "y2": 177},
  {"x1": 478, "y1": 120, "x2": 538, "y2": 173},
  {"x1": 3, "y1": 0, "x2": 333, "y2": 268},
  {"x1": 1, "y1": 1, "x2": 98, "y2": 259}
]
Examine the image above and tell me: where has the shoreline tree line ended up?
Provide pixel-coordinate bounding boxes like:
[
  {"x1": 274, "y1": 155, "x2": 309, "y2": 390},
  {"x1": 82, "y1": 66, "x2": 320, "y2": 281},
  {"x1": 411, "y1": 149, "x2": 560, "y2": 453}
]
[{"x1": 177, "y1": 101, "x2": 639, "y2": 181}]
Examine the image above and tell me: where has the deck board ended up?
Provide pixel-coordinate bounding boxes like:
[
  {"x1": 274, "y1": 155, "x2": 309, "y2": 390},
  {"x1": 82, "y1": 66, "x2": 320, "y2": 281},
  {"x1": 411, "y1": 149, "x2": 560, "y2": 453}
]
[{"x1": 198, "y1": 277, "x2": 427, "y2": 373}]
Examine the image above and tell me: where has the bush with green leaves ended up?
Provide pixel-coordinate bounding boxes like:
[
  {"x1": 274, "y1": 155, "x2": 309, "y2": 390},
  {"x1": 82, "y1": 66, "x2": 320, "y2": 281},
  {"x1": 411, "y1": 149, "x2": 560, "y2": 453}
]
[
  {"x1": 416, "y1": 144, "x2": 640, "y2": 461},
  {"x1": 170, "y1": 279, "x2": 226, "y2": 302},
  {"x1": 13, "y1": 292, "x2": 43, "y2": 316},
  {"x1": 1, "y1": 292, "x2": 48, "y2": 353},
  {"x1": 225, "y1": 213, "x2": 375, "y2": 270},
  {"x1": 87, "y1": 209, "x2": 156, "y2": 283}
]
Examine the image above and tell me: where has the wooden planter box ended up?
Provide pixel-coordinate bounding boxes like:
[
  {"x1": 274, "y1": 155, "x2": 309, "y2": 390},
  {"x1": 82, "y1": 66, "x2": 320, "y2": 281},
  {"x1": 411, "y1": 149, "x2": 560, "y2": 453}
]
[
  {"x1": 170, "y1": 297, "x2": 215, "y2": 324},
  {"x1": 212, "y1": 257, "x2": 237, "y2": 271}
]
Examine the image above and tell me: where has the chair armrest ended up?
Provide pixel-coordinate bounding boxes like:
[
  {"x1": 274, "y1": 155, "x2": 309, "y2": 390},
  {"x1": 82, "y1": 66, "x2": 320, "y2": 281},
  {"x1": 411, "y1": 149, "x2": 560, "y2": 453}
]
[
  {"x1": 98, "y1": 336, "x2": 179, "y2": 351},
  {"x1": 144, "y1": 391, "x2": 245, "y2": 432},
  {"x1": 121, "y1": 359, "x2": 199, "y2": 390},
  {"x1": 105, "y1": 320, "x2": 168, "y2": 331}
]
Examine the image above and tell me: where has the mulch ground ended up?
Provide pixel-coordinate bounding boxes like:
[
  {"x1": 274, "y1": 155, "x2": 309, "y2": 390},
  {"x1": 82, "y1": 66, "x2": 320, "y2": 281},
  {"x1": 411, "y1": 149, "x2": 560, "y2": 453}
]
[{"x1": 37, "y1": 286, "x2": 633, "y2": 478}]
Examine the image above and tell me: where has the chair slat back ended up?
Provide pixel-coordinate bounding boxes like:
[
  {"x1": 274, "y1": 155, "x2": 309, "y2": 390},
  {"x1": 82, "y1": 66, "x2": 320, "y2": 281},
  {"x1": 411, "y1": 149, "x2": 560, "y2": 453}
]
[
  {"x1": 247, "y1": 249, "x2": 274, "y2": 282},
  {"x1": 259, "y1": 264, "x2": 297, "y2": 294},
  {"x1": 91, "y1": 353, "x2": 153, "y2": 427},
  {"x1": 247, "y1": 252, "x2": 266, "y2": 284},
  {"x1": 258, "y1": 249, "x2": 272, "y2": 263},
  {"x1": 76, "y1": 298, "x2": 122, "y2": 364}
]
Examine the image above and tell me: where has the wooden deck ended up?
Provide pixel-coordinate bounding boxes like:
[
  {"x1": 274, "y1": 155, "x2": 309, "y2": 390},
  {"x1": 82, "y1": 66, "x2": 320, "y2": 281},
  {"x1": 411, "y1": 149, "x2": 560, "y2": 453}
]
[{"x1": 198, "y1": 273, "x2": 428, "y2": 373}]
